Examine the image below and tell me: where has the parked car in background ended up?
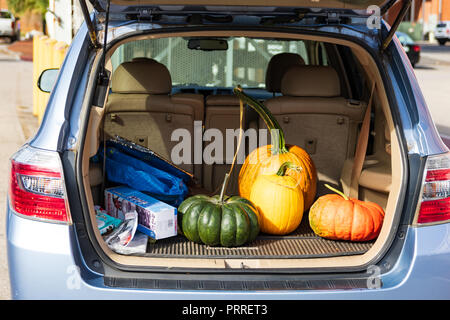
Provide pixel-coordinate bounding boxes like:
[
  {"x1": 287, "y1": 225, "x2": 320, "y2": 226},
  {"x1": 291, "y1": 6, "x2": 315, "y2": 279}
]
[
  {"x1": 396, "y1": 31, "x2": 421, "y2": 67},
  {"x1": 0, "y1": 9, "x2": 20, "y2": 42},
  {"x1": 435, "y1": 21, "x2": 450, "y2": 45}
]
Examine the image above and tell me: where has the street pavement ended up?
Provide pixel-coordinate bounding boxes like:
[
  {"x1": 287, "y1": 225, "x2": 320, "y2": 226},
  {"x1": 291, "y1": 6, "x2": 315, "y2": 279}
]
[
  {"x1": 0, "y1": 39, "x2": 448, "y2": 300},
  {"x1": 0, "y1": 40, "x2": 34, "y2": 300},
  {"x1": 414, "y1": 42, "x2": 450, "y2": 145}
]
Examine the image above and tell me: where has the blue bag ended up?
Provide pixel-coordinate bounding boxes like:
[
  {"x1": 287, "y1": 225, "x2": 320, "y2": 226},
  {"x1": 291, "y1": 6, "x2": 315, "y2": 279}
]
[
  {"x1": 101, "y1": 146, "x2": 188, "y2": 207},
  {"x1": 106, "y1": 136, "x2": 194, "y2": 184}
]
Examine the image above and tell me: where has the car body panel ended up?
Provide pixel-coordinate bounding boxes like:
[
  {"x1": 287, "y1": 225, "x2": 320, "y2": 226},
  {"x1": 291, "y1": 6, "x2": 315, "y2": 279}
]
[
  {"x1": 89, "y1": 0, "x2": 394, "y2": 12},
  {"x1": 396, "y1": 31, "x2": 420, "y2": 67},
  {"x1": 7, "y1": 203, "x2": 450, "y2": 299},
  {"x1": 29, "y1": 23, "x2": 92, "y2": 152}
]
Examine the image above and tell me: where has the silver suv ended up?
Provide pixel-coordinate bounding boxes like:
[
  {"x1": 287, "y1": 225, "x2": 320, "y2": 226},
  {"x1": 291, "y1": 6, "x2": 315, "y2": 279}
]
[{"x1": 6, "y1": 0, "x2": 450, "y2": 300}]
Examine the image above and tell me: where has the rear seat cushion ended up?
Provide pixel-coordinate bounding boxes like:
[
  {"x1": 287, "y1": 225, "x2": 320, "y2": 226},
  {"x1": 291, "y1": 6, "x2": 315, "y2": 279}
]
[
  {"x1": 263, "y1": 65, "x2": 365, "y2": 192},
  {"x1": 203, "y1": 95, "x2": 243, "y2": 194},
  {"x1": 104, "y1": 60, "x2": 200, "y2": 177},
  {"x1": 281, "y1": 65, "x2": 341, "y2": 97},
  {"x1": 104, "y1": 96, "x2": 196, "y2": 174},
  {"x1": 172, "y1": 93, "x2": 204, "y2": 121}
]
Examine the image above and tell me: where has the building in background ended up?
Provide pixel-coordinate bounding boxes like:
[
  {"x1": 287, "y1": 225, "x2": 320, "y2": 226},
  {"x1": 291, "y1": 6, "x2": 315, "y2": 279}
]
[
  {"x1": 386, "y1": 0, "x2": 450, "y2": 41},
  {"x1": 45, "y1": 0, "x2": 88, "y2": 44}
]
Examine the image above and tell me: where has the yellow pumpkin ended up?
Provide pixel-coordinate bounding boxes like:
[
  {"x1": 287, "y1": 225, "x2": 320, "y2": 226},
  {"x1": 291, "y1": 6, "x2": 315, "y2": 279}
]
[
  {"x1": 239, "y1": 143, "x2": 317, "y2": 210},
  {"x1": 249, "y1": 162, "x2": 304, "y2": 235},
  {"x1": 233, "y1": 87, "x2": 317, "y2": 210}
]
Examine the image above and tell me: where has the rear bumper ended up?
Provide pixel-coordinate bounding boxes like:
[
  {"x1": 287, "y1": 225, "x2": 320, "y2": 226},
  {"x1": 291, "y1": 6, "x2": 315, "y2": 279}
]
[
  {"x1": 6, "y1": 205, "x2": 450, "y2": 299},
  {"x1": 407, "y1": 52, "x2": 420, "y2": 65},
  {"x1": 0, "y1": 29, "x2": 14, "y2": 37}
]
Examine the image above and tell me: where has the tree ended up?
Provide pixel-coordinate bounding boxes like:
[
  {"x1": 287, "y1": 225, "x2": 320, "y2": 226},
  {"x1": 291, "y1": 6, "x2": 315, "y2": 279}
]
[
  {"x1": 7, "y1": 0, "x2": 49, "y2": 33},
  {"x1": 7, "y1": 0, "x2": 48, "y2": 15}
]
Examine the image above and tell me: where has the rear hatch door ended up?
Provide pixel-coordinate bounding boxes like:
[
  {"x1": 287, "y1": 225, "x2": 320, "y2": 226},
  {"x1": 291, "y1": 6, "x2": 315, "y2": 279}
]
[{"x1": 87, "y1": 0, "x2": 399, "y2": 14}]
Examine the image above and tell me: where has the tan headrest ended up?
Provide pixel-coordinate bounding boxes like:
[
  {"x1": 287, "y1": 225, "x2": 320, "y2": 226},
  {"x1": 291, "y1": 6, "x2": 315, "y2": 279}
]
[
  {"x1": 131, "y1": 57, "x2": 159, "y2": 63},
  {"x1": 281, "y1": 65, "x2": 340, "y2": 97},
  {"x1": 111, "y1": 61, "x2": 172, "y2": 94},
  {"x1": 265, "y1": 53, "x2": 305, "y2": 93}
]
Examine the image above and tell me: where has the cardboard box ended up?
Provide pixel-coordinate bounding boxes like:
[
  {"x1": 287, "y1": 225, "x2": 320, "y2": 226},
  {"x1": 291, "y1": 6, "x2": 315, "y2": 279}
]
[{"x1": 105, "y1": 186, "x2": 177, "y2": 240}]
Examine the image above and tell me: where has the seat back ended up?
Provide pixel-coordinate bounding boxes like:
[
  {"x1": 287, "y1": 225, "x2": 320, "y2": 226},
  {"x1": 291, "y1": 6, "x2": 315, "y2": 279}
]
[
  {"x1": 203, "y1": 95, "x2": 249, "y2": 195},
  {"x1": 103, "y1": 60, "x2": 203, "y2": 178},
  {"x1": 263, "y1": 65, "x2": 366, "y2": 193}
]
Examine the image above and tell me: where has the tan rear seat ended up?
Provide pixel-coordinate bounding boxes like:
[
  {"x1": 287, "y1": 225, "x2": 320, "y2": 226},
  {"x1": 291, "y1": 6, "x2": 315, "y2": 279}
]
[
  {"x1": 203, "y1": 95, "x2": 243, "y2": 195},
  {"x1": 103, "y1": 59, "x2": 204, "y2": 180},
  {"x1": 263, "y1": 65, "x2": 366, "y2": 195}
]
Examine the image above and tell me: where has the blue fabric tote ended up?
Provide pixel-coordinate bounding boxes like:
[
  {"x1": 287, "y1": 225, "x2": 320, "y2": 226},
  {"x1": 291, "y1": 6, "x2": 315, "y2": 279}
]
[{"x1": 101, "y1": 146, "x2": 188, "y2": 207}]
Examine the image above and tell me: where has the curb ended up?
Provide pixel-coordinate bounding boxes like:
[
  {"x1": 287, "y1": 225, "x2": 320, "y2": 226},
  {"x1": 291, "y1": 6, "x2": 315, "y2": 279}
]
[
  {"x1": 0, "y1": 47, "x2": 20, "y2": 61},
  {"x1": 4, "y1": 40, "x2": 33, "y2": 62}
]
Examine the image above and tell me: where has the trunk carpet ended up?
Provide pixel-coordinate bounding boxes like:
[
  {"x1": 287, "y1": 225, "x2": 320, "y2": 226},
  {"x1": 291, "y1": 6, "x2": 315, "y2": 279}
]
[{"x1": 142, "y1": 218, "x2": 374, "y2": 259}]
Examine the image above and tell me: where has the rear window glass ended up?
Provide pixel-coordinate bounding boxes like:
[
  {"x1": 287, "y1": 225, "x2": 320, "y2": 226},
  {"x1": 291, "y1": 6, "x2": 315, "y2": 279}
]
[
  {"x1": 0, "y1": 11, "x2": 12, "y2": 19},
  {"x1": 437, "y1": 23, "x2": 447, "y2": 28},
  {"x1": 110, "y1": 37, "x2": 326, "y2": 88}
]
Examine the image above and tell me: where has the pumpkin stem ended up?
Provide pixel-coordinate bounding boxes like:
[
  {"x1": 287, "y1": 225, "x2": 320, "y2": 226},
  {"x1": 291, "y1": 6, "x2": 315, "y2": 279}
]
[
  {"x1": 219, "y1": 173, "x2": 231, "y2": 203},
  {"x1": 276, "y1": 161, "x2": 302, "y2": 176},
  {"x1": 324, "y1": 184, "x2": 349, "y2": 201},
  {"x1": 234, "y1": 86, "x2": 288, "y2": 154}
]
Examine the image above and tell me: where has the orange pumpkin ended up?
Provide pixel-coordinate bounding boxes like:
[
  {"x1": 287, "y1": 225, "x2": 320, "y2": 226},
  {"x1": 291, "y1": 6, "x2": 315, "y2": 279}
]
[
  {"x1": 233, "y1": 87, "x2": 317, "y2": 210},
  {"x1": 239, "y1": 143, "x2": 317, "y2": 210},
  {"x1": 309, "y1": 184, "x2": 385, "y2": 241}
]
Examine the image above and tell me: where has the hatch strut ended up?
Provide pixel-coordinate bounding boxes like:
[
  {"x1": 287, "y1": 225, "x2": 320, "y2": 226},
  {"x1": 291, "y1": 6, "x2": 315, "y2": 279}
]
[
  {"x1": 382, "y1": 0, "x2": 412, "y2": 51},
  {"x1": 79, "y1": 0, "x2": 100, "y2": 48},
  {"x1": 92, "y1": 0, "x2": 111, "y2": 107}
]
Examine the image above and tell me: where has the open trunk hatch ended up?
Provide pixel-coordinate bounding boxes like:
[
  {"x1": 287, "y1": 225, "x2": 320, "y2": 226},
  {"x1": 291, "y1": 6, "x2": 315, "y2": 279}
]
[
  {"x1": 77, "y1": 26, "x2": 405, "y2": 273},
  {"x1": 88, "y1": 0, "x2": 398, "y2": 12}
]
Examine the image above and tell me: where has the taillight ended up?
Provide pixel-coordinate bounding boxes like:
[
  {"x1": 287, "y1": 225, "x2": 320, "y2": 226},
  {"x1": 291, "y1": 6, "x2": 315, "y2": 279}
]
[
  {"x1": 412, "y1": 45, "x2": 421, "y2": 52},
  {"x1": 417, "y1": 152, "x2": 450, "y2": 224},
  {"x1": 11, "y1": 21, "x2": 14, "y2": 30},
  {"x1": 8, "y1": 145, "x2": 71, "y2": 224}
]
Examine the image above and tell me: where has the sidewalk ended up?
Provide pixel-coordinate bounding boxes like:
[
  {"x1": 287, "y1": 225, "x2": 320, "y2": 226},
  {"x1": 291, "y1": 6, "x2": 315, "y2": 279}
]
[
  {"x1": 0, "y1": 44, "x2": 35, "y2": 300},
  {"x1": 6, "y1": 39, "x2": 33, "y2": 61}
]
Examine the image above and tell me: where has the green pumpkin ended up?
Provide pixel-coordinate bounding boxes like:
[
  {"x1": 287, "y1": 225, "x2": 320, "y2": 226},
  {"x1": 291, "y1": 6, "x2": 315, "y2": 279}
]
[{"x1": 178, "y1": 193, "x2": 260, "y2": 247}]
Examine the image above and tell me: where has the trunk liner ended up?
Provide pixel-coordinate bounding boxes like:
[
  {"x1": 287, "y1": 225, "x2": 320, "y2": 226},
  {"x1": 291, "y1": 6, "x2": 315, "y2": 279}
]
[{"x1": 140, "y1": 218, "x2": 374, "y2": 259}]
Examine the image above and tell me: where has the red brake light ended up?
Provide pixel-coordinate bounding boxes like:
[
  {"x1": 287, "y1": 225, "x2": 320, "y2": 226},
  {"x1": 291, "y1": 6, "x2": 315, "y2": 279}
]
[
  {"x1": 11, "y1": 21, "x2": 14, "y2": 29},
  {"x1": 9, "y1": 146, "x2": 71, "y2": 223},
  {"x1": 412, "y1": 45, "x2": 420, "y2": 52},
  {"x1": 417, "y1": 152, "x2": 450, "y2": 224}
]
